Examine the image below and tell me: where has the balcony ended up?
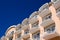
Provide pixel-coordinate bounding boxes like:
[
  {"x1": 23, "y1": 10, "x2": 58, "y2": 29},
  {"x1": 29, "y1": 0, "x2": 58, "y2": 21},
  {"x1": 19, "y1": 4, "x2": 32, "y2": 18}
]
[
  {"x1": 1, "y1": 36, "x2": 6, "y2": 40},
  {"x1": 16, "y1": 34, "x2": 21, "y2": 40},
  {"x1": 49, "y1": 36, "x2": 60, "y2": 40},
  {"x1": 22, "y1": 24, "x2": 29, "y2": 30},
  {"x1": 42, "y1": 24, "x2": 59, "y2": 40},
  {"x1": 9, "y1": 37, "x2": 13, "y2": 40},
  {"x1": 22, "y1": 18, "x2": 29, "y2": 26},
  {"x1": 29, "y1": 15, "x2": 40, "y2": 24},
  {"x1": 24, "y1": 28, "x2": 29, "y2": 34},
  {"x1": 56, "y1": 8, "x2": 60, "y2": 18},
  {"x1": 43, "y1": 30, "x2": 59, "y2": 40},
  {"x1": 51, "y1": 0, "x2": 57, "y2": 2},
  {"x1": 32, "y1": 21, "x2": 39, "y2": 28},
  {"x1": 16, "y1": 24, "x2": 22, "y2": 34},
  {"x1": 32, "y1": 32, "x2": 40, "y2": 40},
  {"x1": 30, "y1": 22, "x2": 40, "y2": 34},
  {"x1": 42, "y1": 14, "x2": 52, "y2": 21},
  {"x1": 23, "y1": 38, "x2": 30, "y2": 40},
  {"x1": 15, "y1": 29, "x2": 22, "y2": 34},
  {"x1": 22, "y1": 33, "x2": 30, "y2": 39},
  {"x1": 44, "y1": 24, "x2": 55, "y2": 33},
  {"x1": 6, "y1": 31, "x2": 14, "y2": 37},
  {"x1": 16, "y1": 37, "x2": 21, "y2": 40},
  {"x1": 53, "y1": 0, "x2": 60, "y2": 9},
  {"x1": 39, "y1": 8, "x2": 51, "y2": 18},
  {"x1": 21, "y1": 28, "x2": 30, "y2": 39},
  {"x1": 56, "y1": 11, "x2": 60, "y2": 18},
  {"x1": 39, "y1": 3, "x2": 49, "y2": 12},
  {"x1": 33, "y1": 38, "x2": 40, "y2": 40},
  {"x1": 30, "y1": 27, "x2": 40, "y2": 34},
  {"x1": 41, "y1": 18, "x2": 54, "y2": 27}
]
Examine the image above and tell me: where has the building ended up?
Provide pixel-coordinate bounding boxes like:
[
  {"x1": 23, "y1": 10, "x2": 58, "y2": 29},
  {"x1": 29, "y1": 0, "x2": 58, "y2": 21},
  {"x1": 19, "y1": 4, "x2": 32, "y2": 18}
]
[{"x1": 1, "y1": 0, "x2": 60, "y2": 40}]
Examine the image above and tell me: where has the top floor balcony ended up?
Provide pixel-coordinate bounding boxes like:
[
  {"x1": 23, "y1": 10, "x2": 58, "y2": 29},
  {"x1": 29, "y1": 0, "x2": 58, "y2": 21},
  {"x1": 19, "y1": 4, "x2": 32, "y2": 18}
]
[
  {"x1": 39, "y1": 8, "x2": 51, "y2": 18},
  {"x1": 29, "y1": 11, "x2": 38, "y2": 19},
  {"x1": 29, "y1": 15, "x2": 40, "y2": 24},
  {"x1": 22, "y1": 23, "x2": 29, "y2": 31},
  {"x1": 15, "y1": 24, "x2": 22, "y2": 34},
  {"x1": 6, "y1": 31, "x2": 14, "y2": 38},
  {"x1": 22, "y1": 18, "x2": 29, "y2": 26},
  {"x1": 39, "y1": 3, "x2": 49, "y2": 12}
]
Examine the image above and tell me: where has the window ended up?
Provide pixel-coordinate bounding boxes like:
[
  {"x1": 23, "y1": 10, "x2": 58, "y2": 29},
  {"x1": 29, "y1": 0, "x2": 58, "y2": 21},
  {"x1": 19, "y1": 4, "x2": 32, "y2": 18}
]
[{"x1": 33, "y1": 32, "x2": 40, "y2": 40}]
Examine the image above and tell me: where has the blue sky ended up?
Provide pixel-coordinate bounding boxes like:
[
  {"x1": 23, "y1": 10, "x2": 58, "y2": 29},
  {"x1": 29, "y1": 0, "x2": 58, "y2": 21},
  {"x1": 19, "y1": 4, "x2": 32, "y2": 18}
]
[{"x1": 0, "y1": 0, "x2": 50, "y2": 38}]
